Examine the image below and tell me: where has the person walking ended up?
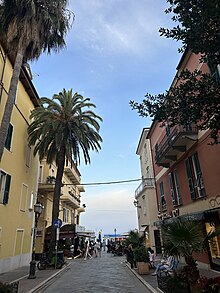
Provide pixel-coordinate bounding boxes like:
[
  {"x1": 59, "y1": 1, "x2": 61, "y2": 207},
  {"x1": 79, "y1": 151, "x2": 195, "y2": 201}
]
[
  {"x1": 84, "y1": 240, "x2": 92, "y2": 260},
  {"x1": 96, "y1": 239, "x2": 101, "y2": 257},
  {"x1": 127, "y1": 244, "x2": 136, "y2": 269}
]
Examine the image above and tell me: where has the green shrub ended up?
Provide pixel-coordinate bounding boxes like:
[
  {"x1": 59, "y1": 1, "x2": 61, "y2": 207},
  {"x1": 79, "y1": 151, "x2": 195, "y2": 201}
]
[{"x1": 134, "y1": 246, "x2": 149, "y2": 262}]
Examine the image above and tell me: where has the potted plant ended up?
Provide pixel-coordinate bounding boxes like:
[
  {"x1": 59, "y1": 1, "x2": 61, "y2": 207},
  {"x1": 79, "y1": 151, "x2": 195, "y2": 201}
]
[
  {"x1": 134, "y1": 245, "x2": 150, "y2": 275},
  {"x1": 46, "y1": 175, "x2": 56, "y2": 184}
]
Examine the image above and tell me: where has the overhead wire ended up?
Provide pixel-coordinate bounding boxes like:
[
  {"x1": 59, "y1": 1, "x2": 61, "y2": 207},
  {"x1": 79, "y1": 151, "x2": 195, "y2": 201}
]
[{"x1": 63, "y1": 178, "x2": 145, "y2": 186}]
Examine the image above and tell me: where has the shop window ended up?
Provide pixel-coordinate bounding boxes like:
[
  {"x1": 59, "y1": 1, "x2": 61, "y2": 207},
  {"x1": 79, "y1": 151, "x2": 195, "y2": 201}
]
[{"x1": 205, "y1": 223, "x2": 220, "y2": 268}]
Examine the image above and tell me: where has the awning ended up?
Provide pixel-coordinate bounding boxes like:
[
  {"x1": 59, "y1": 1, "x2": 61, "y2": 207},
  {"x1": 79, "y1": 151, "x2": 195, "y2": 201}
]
[{"x1": 45, "y1": 224, "x2": 76, "y2": 240}]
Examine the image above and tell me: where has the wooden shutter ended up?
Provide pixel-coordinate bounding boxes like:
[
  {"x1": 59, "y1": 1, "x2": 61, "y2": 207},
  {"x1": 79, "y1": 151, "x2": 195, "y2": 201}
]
[
  {"x1": 168, "y1": 173, "x2": 176, "y2": 206},
  {"x1": 173, "y1": 170, "x2": 182, "y2": 205},
  {"x1": 3, "y1": 174, "x2": 11, "y2": 205},
  {"x1": 185, "y1": 158, "x2": 196, "y2": 200}
]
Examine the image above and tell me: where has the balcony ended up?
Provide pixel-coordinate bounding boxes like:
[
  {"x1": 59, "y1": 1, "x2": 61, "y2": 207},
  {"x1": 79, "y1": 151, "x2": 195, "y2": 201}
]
[
  {"x1": 135, "y1": 178, "x2": 155, "y2": 198},
  {"x1": 155, "y1": 125, "x2": 198, "y2": 167},
  {"x1": 64, "y1": 164, "x2": 81, "y2": 185},
  {"x1": 60, "y1": 191, "x2": 81, "y2": 208},
  {"x1": 38, "y1": 180, "x2": 55, "y2": 193}
]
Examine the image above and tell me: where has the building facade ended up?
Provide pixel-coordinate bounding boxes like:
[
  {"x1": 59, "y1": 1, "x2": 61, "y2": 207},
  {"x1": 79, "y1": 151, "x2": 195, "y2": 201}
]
[
  {"x1": 37, "y1": 159, "x2": 85, "y2": 254},
  {"x1": 0, "y1": 45, "x2": 40, "y2": 273},
  {"x1": 147, "y1": 50, "x2": 220, "y2": 271},
  {"x1": 135, "y1": 128, "x2": 161, "y2": 253}
]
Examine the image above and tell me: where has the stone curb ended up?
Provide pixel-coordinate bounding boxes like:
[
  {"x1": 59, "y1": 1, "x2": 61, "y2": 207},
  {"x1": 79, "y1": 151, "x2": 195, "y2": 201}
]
[
  {"x1": 125, "y1": 263, "x2": 159, "y2": 293},
  {"x1": 27, "y1": 262, "x2": 71, "y2": 293}
]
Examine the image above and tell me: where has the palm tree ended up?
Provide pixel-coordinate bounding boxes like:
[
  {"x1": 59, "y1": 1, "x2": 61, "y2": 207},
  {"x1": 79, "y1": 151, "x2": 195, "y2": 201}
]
[
  {"x1": 162, "y1": 219, "x2": 205, "y2": 262},
  {"x1": 28, "y1": 89, "x2": 103, "y2": 252},
  {"x1": 0, "y1": 0, "x2": 73, "y2": 161},
  {"x1": 162, "y1": 219, "x2": 206, "y2": 290},
  {"x1": 125, "y1": 230, "x2": 145, "y2": 249}
]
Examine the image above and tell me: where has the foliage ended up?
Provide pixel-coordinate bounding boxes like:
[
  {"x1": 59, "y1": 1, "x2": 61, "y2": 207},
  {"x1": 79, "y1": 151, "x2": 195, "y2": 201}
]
[
  {"x1": 46, "y1": 175, "x2": 56, "y2": 183},
  {"x1": 159, "y1": 0, "x2": 220, "y2": 66},
  {"x1": 0, "y1": 0, "x2": 73, "y2": 59},
  {"x1": 124, "y1": 230, "x2": 145, "y2": 249},
  {"x1": 0, "y1": 0, "x2": 73, "y2": 161},
  {"x1": 162, "y1": 219, "x2": 205, "y2": 260},
  {"x1": 0, "y1": 282, "x2": 13, "y2": 293},
  {"x1": 130, "y1": 69, "x2": 220, "y2": 144},
  {"x1": 179, "y1": 260, "x2": 200, "y2": 289},
  {"x1": 193, "y1": 276, "x2": 220, "y2": 293},
  {"x1": 166, "y1": 273, "x2": 188, "y2": 293},
  {"x1": 134, "y1": 245, "x2": 149, "y2": 262},
  {"x1": 130, "y1": 0, "x2": 220, "y2": 144},
  {"x1": 28, "y1": 89, "x2": 103, "y2": 166}
]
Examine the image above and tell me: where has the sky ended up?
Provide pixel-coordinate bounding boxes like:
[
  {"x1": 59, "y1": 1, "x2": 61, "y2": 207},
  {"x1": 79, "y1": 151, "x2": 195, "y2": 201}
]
[{"x1": 30, "y1": 0, "x2": 181, "y2": 236}]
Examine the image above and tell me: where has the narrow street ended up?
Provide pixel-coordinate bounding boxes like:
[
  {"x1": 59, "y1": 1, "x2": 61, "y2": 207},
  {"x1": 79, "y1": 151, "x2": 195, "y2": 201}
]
[{"x1": 41, "y1": 251, "x2": 151, "y2": 293}]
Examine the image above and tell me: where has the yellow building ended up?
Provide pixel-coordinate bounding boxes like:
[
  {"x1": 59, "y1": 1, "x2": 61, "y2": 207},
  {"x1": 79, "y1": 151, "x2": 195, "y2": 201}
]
[
  {"x1": 0, "y1": 45, "x2": 40, "y2": 273},
  {"x1": 37, "y1": 159, "x2": 85, "y2": 254}
]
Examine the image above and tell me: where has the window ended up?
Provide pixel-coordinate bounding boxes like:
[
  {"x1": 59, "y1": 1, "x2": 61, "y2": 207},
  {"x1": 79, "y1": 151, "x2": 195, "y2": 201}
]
[
  {"x1": 155, "y1": 143, "x2": 159, "y2": 161},
  {"x1": 0, "y1": 170, "x2": 11, "y2": 205},
  {"x1": 20, "y1": 184, "x2": 28, "y2": 211},
  {"x1": 185, "y1": 152, "x2": 206, "y2": 200},
  {"x1": 5, "y1": 123, "x2": 13, "y2": 151},
  {"x1": 38, "y1": 165, "x2": 43, "y2": 183},
  {"x1": 63, "y1": 207, "x2": 69, "y2": 223},
  {"x1": 144, "y1": 144, "x2": 148, "y2": 162},
  {"x1": 159, "y1": 181, "x2": 167, "y2": 210},
  {"x1": 169, "y1": 170, "x2": 182, "y2": 206},
  {"x1": 209, "y1": 63, "x2": 220, "y2": 83},
  {"x1": 25, "y1": 145, "x2": 31, "y2": 167},
  {"x1": 142, "y1": 195, "x2": 147, "y2": 215}
]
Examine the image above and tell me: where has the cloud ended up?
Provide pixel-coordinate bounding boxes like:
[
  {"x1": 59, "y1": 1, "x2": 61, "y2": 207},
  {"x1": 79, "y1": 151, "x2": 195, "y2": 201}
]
[
  {"x1": 68, "y1": 0, "x2": 170, "y2": 56},
  {"x1": 80, "y1": 187, "x2": 138, "y2": 234}
]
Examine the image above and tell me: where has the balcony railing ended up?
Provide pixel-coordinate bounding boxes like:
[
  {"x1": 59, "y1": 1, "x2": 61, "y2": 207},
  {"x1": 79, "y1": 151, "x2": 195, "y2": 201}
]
[
  {"x1": 61, "y1": 191, "x2": 80, "y2": 208},
  {"x1": 155, "y1": 125, "x2": 198, "y2": 167},
  {"x1": 64, "y1": 164, "x2": 81, "y2": 185},
  {"x1": 135, "y1": 178, "x2": 155, "y2": 198}
]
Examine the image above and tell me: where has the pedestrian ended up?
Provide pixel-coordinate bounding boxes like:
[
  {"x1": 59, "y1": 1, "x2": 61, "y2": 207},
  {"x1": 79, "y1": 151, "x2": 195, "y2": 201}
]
[
  {"x1": 127, "y1": 244, "x2": 136, "y2": 269},
  {"x1": 102, "y1": 239, "x2": 106, "y2": 251},
  {"x1": 148, "y1": 247, "x2": 155, "y2": 269},
  {"x1": 96, "y1": 239, "x2": 101, "y2": 257},
  {"x1": 70, "y1": 244, "x2": 74, "y2": 259},
  {"x1": 84, "y1": 240, "x2": 92, "y2": 260},
  {"x1": 151, "y1": 255, "x2": 178, "y2": 276}
]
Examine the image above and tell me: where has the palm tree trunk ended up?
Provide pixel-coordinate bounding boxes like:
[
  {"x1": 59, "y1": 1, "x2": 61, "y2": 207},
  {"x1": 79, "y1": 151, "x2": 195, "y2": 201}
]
[
  {"x1": 49, "y1": 145, "x2": 66, "y2": 254},
  {"x1": 0, "y1": 44, "x2": 24, "y2": 161}
]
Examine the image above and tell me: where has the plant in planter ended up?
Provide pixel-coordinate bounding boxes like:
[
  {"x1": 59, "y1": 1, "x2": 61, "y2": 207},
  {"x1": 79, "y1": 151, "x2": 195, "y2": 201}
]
[
  {"x1": 46, "y1": 176, "x2": 56, "y2": 184},
  {"x1": 134, "y1": 245, "x2": 150, "y2": 275},
  {"x1": 0, "y1": 282, "x2": 13, "y2": 293}
]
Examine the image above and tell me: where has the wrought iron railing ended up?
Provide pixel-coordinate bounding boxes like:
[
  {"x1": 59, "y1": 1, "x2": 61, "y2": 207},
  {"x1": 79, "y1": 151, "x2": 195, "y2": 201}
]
[
  {"x1": 135, "y1": 178, "x2": 155, "y2": 197},
  {"x1": 155, "y1": 125, "x2": 198, "y2": 163}
]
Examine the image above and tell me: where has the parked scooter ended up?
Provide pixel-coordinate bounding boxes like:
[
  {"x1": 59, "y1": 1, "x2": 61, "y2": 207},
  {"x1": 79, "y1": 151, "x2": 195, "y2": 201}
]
[{"x1": 37, "y1": 253, "x2": 64, "y2": 270}]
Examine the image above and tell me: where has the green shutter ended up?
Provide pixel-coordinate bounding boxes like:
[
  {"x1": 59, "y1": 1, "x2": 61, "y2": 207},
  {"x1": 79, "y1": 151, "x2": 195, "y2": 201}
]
[
  {"x1": 3, "y1": 174, "x2": 11, "y2": 205},
  {"x1": 5, "y1": 124, "x2": 13, "y2": 150},
  {"x1": 168, "y1": 173, "x2": 176, "y2": 205},
  {"x1": 193, "y1": 153, "x2": 206, "y2": 197},
  {"x1": 173, "y1": 170, "x2": 182, "y2": 205},
  {"x1": 185, "y1": 158, "x2": 196, "y2": 200}
]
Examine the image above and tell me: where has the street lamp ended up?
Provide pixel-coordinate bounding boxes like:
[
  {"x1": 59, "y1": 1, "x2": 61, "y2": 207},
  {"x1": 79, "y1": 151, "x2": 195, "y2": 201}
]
[
  {"x1": 114, "y1": 228, "x2": 116, "y2": 243},
  {"x1": 28, "y1": 202, "x2": 44, "y2": 279}
]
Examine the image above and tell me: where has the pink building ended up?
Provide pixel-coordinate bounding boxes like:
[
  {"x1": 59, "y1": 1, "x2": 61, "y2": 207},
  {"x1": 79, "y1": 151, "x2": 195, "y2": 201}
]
[{"x1": 147, "y1": 50, "x2": 220, "y2": 271}]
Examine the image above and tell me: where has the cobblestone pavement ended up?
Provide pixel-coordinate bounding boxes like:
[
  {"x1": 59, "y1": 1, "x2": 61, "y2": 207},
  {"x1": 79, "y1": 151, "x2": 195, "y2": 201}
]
[{"x1": 40, "y1": 252, "x2": 151, "y2": 293}]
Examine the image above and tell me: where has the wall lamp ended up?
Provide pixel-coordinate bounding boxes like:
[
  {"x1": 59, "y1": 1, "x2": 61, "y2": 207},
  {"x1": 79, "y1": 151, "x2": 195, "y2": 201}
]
[{"x1": 133, "y1": 199, "x2": 141, "y2": 208}]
